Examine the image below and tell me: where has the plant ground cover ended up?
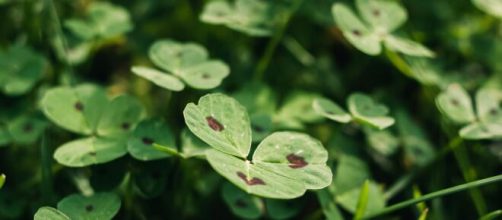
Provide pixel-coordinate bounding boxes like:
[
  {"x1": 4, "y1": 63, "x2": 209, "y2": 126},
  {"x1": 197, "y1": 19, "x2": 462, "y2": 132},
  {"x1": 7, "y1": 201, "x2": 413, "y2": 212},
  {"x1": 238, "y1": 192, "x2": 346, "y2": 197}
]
[{"x1": 0, "y1": 0, "x2": 501, "y2": 219}]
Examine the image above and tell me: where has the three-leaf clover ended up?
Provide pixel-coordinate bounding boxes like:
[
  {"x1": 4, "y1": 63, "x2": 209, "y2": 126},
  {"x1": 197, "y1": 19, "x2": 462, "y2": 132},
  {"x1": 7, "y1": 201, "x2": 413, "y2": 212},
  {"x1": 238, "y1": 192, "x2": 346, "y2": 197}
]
[
  {"x1": 34, "y1": 192, "x2": 121, "y2": 220},
  {"x1": 65, "y1": 2, "x2": 133, "y2": 40},
  {"x1": 40, "y1": 84, "x2": 145, "y2": 167},
  {"x1": 200, "y1": 0, "x2": 281, "y2": 36},
  {"x1": 313, "y1": 93, "x2": 395, "y2": 130},
  {"x1": 183, "y1": 93, "x2": 332, "y2": 199},
  {"x1": 132, "y1": 39, "x2": 230, "y2": 91},
  {"x1": 332, "y1": 0, "x2": 434, "y2": 57},
  {"x1": 0, "y1": 44, "x2": 46, "y2": 96},
  {"x1": 436, "y1": 84, "x2": 502, "y2": 140}
]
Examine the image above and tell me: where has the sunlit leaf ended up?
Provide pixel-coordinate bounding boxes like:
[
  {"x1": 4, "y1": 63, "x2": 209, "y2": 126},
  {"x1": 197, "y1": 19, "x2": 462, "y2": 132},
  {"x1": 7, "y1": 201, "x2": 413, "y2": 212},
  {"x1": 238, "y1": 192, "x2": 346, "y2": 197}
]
[
  {"x1": 475, "y1": 88, "x2": 502, "y2": 123},
  {"x1": 57, "y1": 192, "x2": 121, "y2": 220},
  {"x1": 128, "y1": 119, "x2": 175, "y2": 161},
  {"x1": 459, "y1": 122, "x2": 502, "y2": 140},
  {"x1": 384, "y1": 35, "x2": 435, "y2": 57},
  {"x1": 435, "y1": 84, "x2": 476, "y2": 124},
  {"x1": 347, "y1": 93, "x2": 395, "y2": 129},
  {"x1": 313, "y1": 97, "x2": 352, "y2": 123},
  {"x1": 131, "y1": 66, "x2": 185, "y2": 91},
  {"x1": 356, "y1": 0, "x2": 407, "y2": 33},
  {"x1": 34, "y1": 207, "x2": 70, "y2": 220}
]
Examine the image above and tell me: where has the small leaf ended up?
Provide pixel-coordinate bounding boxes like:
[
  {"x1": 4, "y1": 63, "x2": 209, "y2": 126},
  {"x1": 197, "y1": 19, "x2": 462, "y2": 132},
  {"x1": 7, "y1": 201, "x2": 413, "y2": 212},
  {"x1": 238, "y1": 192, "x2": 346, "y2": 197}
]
[
  {"x1": 364, "y1": 128, "x2": 399, "y2": 156},
  {"x1": 222, "y1": 182, "x2": 263, "y2": 219},
  {"x1": 435, "y1": 84, "x2": 476, "y2": 124},
  {"x1": 313, "y1": 97, "x2": 352, "y2": 123},
  {"x1": 0, "y1": 45, "x2": 46, "y2": 95},
  {"x1": 7, "y1": 115, "x2": 47, "y2": 145},
  {"x1": 34, "y1": 207, "x2": 70, "y2": 220},
  {"x1": 332, "y1": 3, "x2": 381, "y2": 55},
  {"x1": 199, "y1": 1, "x2": 233, "y2": 24},
  {"x1": 132, "y1": 160, "x2": 171, "y2": 198},
  {"x1": 57, "y1": 192, "x2": 121, "y2": 220},
  {"x1": 127, "y1": 119, "x2": 175, "y2": 161},
  {"x1": 96, "y1": 95, "x2": 144, "y2": 138},
  {"x1": 178, "y1": 60, "x2": 230, "y2": 89},
  {"x1": 475, "y1": 88, "x2": 502, "y2": 123},
  {"x1": 0, "y1": 173, "x2": 5, "y2": 189},
  {"x1": 180, "y1": 128, "x2": 210, "y2": 158},
  {"x1": 131, "y1": 66, "x2": 185, "y2": 91},
  {"x1": 356, "y1": 0, "x2": 407, "y2": 33},
  {"x1": 459, "y1": 122, "x2": 502, "y2": 140},
  {"x1": 183, "y1": 93, "x2": 252, "y2": 158},
  {"x1": 53, "y1": 137, "x2": 127, "y2": 167},
  {"x1": 347, "y1": 93, "x2": 395, "y2": 129},
  {"x1": 384, "y1": 35, "x2": 435, "y2": 57}
]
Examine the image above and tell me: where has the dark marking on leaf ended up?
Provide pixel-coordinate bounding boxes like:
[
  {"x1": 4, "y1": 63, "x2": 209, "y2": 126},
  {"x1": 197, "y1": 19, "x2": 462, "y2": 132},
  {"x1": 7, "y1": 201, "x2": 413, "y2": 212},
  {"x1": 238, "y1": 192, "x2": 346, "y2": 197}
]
[
  {"x1": 352, "y1": 30, "x2": 361, "y2": 36},
  {"x1": 202, "y1": 73, "x2": 210, "y2": 79},
  {"x1": 372, "y1": 9, "x2": 380, "y2": 16},
  {"x1": 89, "y1": 151, "x2": 97, "y2": 156},
  {"x1": 252, "y1": 124, "x2": 264, "y2": 132},
  {"x1": 121, "y1": 122, "x2": 130, "y2": 130},
  {"x1": 75, "y1": 102, "x2": 84, "y2": 111},
  {"x1": 142, "y1": 137, "x2": 154, "y2": 145},
  {"x1": 206, "y1": 116, "x2": 224, "y2": 131},
  {"x1": 490, "y1": 108, "x2": 498, "y2": 116},
  {"x1": 236, "y1": 171, "x2": 265, "y2": 186},
  {"x1": 85, "y1": 204, "x2": 94, "y2": 212},
  {"x1": 451, "y1": 98, "x2": 459, "y2": 106},
  {"x1": 286, "y1": 153, "x2": 308, "y2": 169},
  {"x1": 235, "y1": 199, "x2": 247, "y2": 208},
  {"x1": 23, "y1": 123, "x2": 33, "y2": 133}
]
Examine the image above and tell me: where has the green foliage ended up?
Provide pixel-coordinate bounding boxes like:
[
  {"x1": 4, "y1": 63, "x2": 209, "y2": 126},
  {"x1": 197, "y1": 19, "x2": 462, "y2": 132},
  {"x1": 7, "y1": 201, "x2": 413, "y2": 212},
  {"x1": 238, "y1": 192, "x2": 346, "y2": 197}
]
[{"x1": 0, "y1": 174, "x2": 4, "y2": 189}]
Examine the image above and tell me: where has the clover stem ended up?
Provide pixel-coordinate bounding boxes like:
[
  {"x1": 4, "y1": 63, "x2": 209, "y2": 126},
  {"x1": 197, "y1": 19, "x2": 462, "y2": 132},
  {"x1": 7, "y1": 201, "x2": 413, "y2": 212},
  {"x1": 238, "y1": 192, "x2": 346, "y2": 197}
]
[
  {"x1": 451, "y1": 139, "x2": 488, "y2": 216},
  {"x1": 40, "y1": 131, "x2": 55, "y2": 203},
  {"x1": 384, "y1": 49, "x2": 414, "y2": 79},
  {"x1": 253, "y1": 0, "x2": 304, "y2": 82},
  {"x1": 364, "y1": 174, "x2": 502, "y2": 219}
]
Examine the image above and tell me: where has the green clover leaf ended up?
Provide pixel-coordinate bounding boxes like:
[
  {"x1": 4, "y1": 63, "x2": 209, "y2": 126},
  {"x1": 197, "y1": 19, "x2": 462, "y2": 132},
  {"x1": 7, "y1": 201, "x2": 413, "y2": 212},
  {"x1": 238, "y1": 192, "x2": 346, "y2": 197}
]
[
  {"x1": 57, "y1": 193, "x2": 121, "y2": 220},
  {"x1": 200, "y1": 0, "x2": 281, "y2": 36},
  {"x1": 0, "y1": 45, "x2": 46, "y2": 96},
  {"x1": 332, "y1": 0, "x2": 434, "y2": 57},
  {"x1": 184, "y1": 93, "x2": 332, "y2": 199},
  {"x1": 34, "y1": 207, "x2": 70, "y2": 220},
  {"x1": 127, "y1": 119, "x2": 176, "y2": 161},
  {"x1": 132, "y1": 40, "x2": 230, "y2": 91},
  {"x1": 41, "y1": 84, "x2": 145, "y2": 166},
  {"x1": 65, "y1": 2, "x2": 132, "y2": 40},
  {"x1": 313, "y1": 97, "x2": 352, "y2": 123}
]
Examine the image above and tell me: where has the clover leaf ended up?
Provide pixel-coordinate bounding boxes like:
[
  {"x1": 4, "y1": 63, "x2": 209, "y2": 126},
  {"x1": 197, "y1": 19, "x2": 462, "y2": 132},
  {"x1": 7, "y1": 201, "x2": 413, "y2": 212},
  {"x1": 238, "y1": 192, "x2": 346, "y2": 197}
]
[
  {"x1": 65, "y1": 2, "x2": 132, "y2": 40},
  {"x1": 436, "y1": 84, "x2": 502, "y2": 140},
  {"x1": 200, "y1": 0, "x2": 282, "y2": 36},
  {"x1": 332, "y1": 0, "x2": 434, "y2": 57},
  {"x1": 184, "y1": 93, "x2": 332, "y2": 199},
  {"x1": 0, "y1": 44, "x2": 46, "y2": 96},
  {"x1": 314, "y1": 93, "x2": 395, "y2": 130},
  {"x1": 222, "y1": 182, "x2": 263, "y2": 219},
  {"x1": 34, "y1": 207, "x2": 70, "y2": 220},
  {"x1": 472, "y1": 0, "x2": 502, "y2": 18},
  {"x1": 41, "y1": 84, "x2": 145, "y2": 166},
  {"x1": 127, "y1": 119, "x2": 176, "y2": 161},
  {"x1": 132, "y1": 39, "x2": 230, "y2": 91}
]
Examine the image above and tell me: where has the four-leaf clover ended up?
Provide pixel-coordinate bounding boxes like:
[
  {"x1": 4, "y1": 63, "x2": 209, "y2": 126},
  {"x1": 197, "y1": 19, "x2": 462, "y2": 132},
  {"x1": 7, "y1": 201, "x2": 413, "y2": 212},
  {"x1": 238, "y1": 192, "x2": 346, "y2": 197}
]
[
  {"x1": 183, "y1": 93, "x2": 332, "y2": 199},
  {"x1": 132, "y1": 39, "x2": 230, "y2": 91},
  {"x1": 332, "y1": 0, "x2": 434, "y2": 57}
]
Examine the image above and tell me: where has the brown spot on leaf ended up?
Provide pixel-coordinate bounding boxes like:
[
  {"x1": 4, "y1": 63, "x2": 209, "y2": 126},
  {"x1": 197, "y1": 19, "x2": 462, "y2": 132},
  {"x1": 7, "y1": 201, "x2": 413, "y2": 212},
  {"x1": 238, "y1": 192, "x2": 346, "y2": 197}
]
[
  {"x1": 451, "y1": 99, "x2": 459, "y2": 106},
  {"x1": 75, "y1": 102, "x2": 84, "y2": 111},
  {"x1": 85, "y1": 204, "x2": 94, "y2": 212},
  {"x1": 206, "y1": 116, "x2": 224, "y2": 131},
  {"x1": 490, "y1": 108, "x2": 498, "y2": 116},
  {"x1": 352, "y1": 30, "x2": 361, "y2": 36},
  {"x1": 287, "y1": 153, "x2": 308, "y2": 169},
  {"x1": 236, "y1": 171, "x2": 265, "y2": 186},
  {"x1": 89, "y1": 151, "x2": 97, "y2": 156},
  {"x1": 142, "y1": 137, "x2": 154, "y2": 145},
  {"x1": 235, "y1": 199, "x2": 247, "y2": 208},
  {"x1": 252, "y1": 124, "x2": 264, "y2": 132},
  {"x1": 121, "y1": 122, "x2": 130, "y2": 130},
  {"x1": 202, "y1": 73, "x2": 210, "y2": 79},
  {"x1": 372, "y1": 9, "x2": 380, "y2": 16},
  {"x1": 23, "y1": 123, "x2": 33, "y2": 133}
]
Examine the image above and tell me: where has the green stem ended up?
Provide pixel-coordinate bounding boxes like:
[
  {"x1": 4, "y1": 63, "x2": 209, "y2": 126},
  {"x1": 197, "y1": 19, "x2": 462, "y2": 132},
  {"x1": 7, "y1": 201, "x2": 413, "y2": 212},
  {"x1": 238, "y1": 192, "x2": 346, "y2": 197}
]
[
  {"x1": 353, "y1": 180, "x2": 370, "y2": 220},
  {"x1": 385, "y1": 49, "x2": 414, "y2": 79},
  {"x1": 253, "y1": 0, "x2": 303, "y2": 81},
  {"x1": 40, "y1": 131, "x2": 55, "y2": 203},
  {"x1": 364, "y1": 174, "x2": 502, "y2": 219},
  {"x1": 452, "y1": 141, "x2": 487, "y2": 216}
]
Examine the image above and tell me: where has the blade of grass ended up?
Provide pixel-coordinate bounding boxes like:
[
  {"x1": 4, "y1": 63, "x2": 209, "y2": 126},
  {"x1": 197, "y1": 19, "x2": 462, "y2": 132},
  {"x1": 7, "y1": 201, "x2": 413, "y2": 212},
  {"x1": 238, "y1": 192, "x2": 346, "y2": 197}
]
[
  {"x1": 364, "y1": 174, "x2": 502, "y2": 219},
  {"x1": 353, "y1": 180, "x2": 370, "y2": 220},
  {"x1": 480, "y1": 210, "x2": 502, "y2": 220}
]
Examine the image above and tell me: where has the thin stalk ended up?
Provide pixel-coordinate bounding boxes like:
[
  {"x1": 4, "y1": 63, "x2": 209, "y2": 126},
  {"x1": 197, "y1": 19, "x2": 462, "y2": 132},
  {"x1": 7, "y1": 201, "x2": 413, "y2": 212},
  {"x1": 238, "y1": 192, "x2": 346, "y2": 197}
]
[
  {"x1": 40, "y1": 131, "x2": 55, "y2": 203},
  {"x1": 364, "y1": 174, "x2": 502, "y2": 219},
  {"x1": 385, "y1": 49, "x2": 414, "y2": 79},
  {"x1": 353, "y1": 180, "x2": 370, "y2": 220},
  {"x1": 253, "y1": 0, "x2": 303, "y2": 81},
  {"x1": 480, "y1": 210, "x2": 502, "y2": 220},
  {"x1": 452, "y1": 142, "x2": 487, "y2": 216}
]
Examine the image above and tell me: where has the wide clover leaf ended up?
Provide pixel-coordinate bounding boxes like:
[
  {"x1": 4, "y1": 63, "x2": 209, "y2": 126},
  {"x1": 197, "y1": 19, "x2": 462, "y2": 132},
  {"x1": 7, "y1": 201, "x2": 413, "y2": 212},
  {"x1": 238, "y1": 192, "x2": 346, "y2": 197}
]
[
  {"x1": 332, "y1": 0, "x2": 434, "y2": 57},
  {"x1": 132, "y1": 39, "x2": 230, "y2": 91},
  {"x1": 184, "y1": 93, "x2": 332, "y2": 199},
  {"x1": 313, "y1": 93, "x2": 395, "y2": 130},
  {"x1": 65, "y1": 2, "x2": 132, "y2": 40},
  {"x1": 436, "y1": 84, "x2": 502, "y2": 140},
  {"x1": 0, "y1": 44, "x2": 46, "y2": 96},
  {"x1": 40, "y1": 84, "x2": 144, "y2": 167},
  {"x1": 200, "y1": 0, "x2": 283, "y2": 36}
]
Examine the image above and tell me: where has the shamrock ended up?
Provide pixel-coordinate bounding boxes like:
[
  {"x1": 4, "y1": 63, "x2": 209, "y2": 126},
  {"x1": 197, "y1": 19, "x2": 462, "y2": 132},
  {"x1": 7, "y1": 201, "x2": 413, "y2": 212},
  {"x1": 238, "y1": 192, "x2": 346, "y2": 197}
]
[
  {"x1": 183, "y1": 93, "x2": 332, "y2": 199},
  {"x1": 0, "y1": 44, "x2": 46, "y2": 96},
  {"x1": 132, "y1": 40, "x2": 230, "y2": 91},
  {"x1": 313, "y1": 93, "x2": 395, "y2": 130},
  {"x1": 332, "y1": 0, "x2": 434, "y2": 57},
  {"x1": 40, "y1": 84, "x2": 145, "y2": 167},
  {"x1": 200, "y1": 0, "x2": 281, "y2": 36},
  {"x1": 436, "y1": 84, "x2": 502, "y2": 140},
  {"x1": 34, "y1": 192, "x2": 121, "y2": 220}
]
